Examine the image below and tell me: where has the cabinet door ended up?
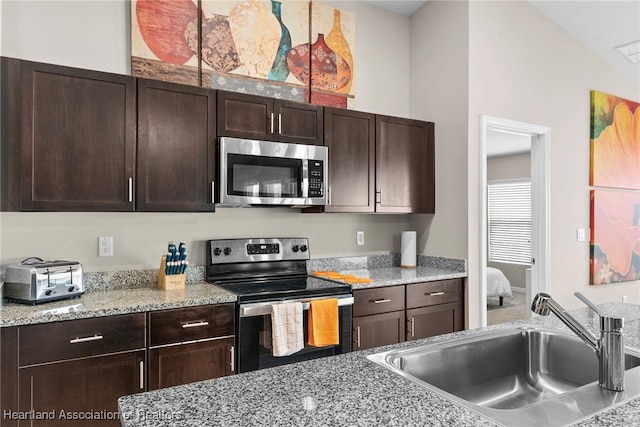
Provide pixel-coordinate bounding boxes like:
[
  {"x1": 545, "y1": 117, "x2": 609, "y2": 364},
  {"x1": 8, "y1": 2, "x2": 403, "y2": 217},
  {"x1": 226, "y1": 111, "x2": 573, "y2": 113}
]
[
  {"x1": 148, "y1": 337, "x2": 234, "y2": 390},
  {"x1": 274, "y1": 100, "x2": 323, "y2": 145},
  {"x1": 375, "y1": 115, "x2": 434, "y2": 213},
  {"x1": 18, "y1": 350, "x2": 145, "y2": 427},
  {"x1": 1, "y1": 327, "x2": 18, "y2": 426},
  {"x1": 217, "y1": 91, "x2": 274, "y2": 140},
  {"x1": 137, "y1": 79, "x2": 216, "y2": 211},
  {"x1": 323, "y1": 108, "x2": 375, "y2": 212},
  {"x1": 406, "y1": 302, "x2": 463, "y2": 341},
  {"x1": 352, "y1": 311, "x2": 404, "y2": 351},
  {"x1": 19, "y1": 60, "x2": 136, "y2": 211}
]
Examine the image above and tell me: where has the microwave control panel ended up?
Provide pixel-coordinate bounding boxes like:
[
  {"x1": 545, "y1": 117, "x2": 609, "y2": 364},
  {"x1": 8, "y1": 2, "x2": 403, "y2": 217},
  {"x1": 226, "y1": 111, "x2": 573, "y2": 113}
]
[{"x1": 308, "y1": 160, "x2": 324, "y2": 197}]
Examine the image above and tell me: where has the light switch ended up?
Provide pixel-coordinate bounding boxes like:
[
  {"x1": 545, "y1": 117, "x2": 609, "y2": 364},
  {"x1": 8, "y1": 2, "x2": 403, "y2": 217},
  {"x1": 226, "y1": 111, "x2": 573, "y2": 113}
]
[{"x1": 577, "y1": 228, "x2": 586, "y2": 242}]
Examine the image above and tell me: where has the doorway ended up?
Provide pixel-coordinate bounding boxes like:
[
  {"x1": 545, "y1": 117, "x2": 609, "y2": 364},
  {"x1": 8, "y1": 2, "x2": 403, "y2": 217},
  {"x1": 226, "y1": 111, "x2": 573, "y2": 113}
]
[{"x1": 480, "y1": 116, "x2": 550, "y2": 327}]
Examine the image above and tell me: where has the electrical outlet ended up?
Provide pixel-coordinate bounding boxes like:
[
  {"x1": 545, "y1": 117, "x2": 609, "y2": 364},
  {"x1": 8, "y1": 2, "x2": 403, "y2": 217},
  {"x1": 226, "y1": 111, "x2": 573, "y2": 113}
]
[
  {"x1": 356, "y1": 231, "x2": 365, "y2": 246},
  {"x1": 99, "y1": 236, "x2": 113, "y2": 257}
]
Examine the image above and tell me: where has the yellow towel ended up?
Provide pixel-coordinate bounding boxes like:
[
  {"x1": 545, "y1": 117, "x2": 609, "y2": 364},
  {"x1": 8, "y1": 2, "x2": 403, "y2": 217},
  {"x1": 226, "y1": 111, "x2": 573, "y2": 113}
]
[{"x1": 308, "y1": 298, "x2": 339, "y2": 347}]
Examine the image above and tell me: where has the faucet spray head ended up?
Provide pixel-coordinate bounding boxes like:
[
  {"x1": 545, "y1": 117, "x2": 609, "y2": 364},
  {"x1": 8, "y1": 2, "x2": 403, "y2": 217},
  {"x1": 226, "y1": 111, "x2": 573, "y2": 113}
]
[{"x1": 531, "y1": 293, "x2": 552, "y2": 315}]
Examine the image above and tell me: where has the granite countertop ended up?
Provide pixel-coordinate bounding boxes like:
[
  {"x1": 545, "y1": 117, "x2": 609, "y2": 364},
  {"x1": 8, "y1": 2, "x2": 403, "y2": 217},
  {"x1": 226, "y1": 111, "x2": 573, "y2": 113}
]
[
  {"x1": 307, "y1": 254, "x2": 467, "y2": 290},
  {"x1": 117, "y1": 302, "x2": 640, "y2": 427},
  {"x1": 0, "y1": 282, "x2": 236, "y2": 327},
  {"x1": 1, "y1": 254, "x2": 466, "y2": 328}
]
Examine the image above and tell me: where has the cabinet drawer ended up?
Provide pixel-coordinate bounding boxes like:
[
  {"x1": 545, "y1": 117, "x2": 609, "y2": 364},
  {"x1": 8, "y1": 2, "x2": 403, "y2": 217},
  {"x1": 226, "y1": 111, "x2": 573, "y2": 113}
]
[
  {"x1": 353, "y1": 286, "x2": 405, "y2": 317},
  {"x1": 19, "y1": 313, "x2": 146, "y2": 366},
  {"x1": 149, "y1": 303, "x2": 235, "y2": 347},
  {"x1": 406, "y1": 279, "x2": 461, "y2": 309}
]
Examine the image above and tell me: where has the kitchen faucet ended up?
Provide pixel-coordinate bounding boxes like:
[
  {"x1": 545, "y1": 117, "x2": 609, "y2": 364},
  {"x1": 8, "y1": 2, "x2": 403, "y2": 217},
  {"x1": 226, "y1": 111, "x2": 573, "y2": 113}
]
[{"x1": 531, "y1": 292, "x2": 625, "y2": 391}]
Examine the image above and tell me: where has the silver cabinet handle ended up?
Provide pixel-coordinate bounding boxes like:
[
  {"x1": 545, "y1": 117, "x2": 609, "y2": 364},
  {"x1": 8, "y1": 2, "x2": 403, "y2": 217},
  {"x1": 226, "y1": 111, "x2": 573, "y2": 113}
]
[
  {"x1": 409, "y1": 317, "x2": 415, "y2": 337},
  {"x1": 375, "y1": 189, "x2": 381, "y2": 204},
  {"x1": 139, "y1": 360, "x2": 144, "y2": 390},
  {"x1": 426, "y1": 292, "x2": 445, "y2": 296},
  {"x1": 211, "y1": 181, "x2": 215, "y2": 203},
  {"x1": 128, "y1": 178, "x2": 133, "y2": 202},
  {"x1": 270, "y1": 113, "x2": 275, "y2": 134},
  {"x1": 373, "y1": 299, "x2": 391, "y2": 304},
  {"x1": 182, "y1": 321, "x2": 209, "y2": 329},
  {"x1": 230, "y1": 346, "x2": 235, "y2": 372},
  {"x1": 354, "y1": 326, "x2": 361, "y2": 348},
  {"x1": 278, "y1": 113, "x2": 282, "y2": 135},
  {"x1": 69, "y1": 334, "x2": 103, "y2": 344}
]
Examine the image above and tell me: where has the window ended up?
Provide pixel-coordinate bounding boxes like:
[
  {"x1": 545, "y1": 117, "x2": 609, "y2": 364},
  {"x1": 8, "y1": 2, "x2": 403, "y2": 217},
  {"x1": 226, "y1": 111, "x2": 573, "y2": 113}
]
[{"x1": 488, "y1": 179, "x2": 532, "y2": 265}]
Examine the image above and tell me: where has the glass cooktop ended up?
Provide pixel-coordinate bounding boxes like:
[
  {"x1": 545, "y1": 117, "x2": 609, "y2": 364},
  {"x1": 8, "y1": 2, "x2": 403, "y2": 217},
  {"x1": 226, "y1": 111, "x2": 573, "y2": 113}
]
[{"x1": 211, "y1": 277, "x2": 351, "y2": 303}]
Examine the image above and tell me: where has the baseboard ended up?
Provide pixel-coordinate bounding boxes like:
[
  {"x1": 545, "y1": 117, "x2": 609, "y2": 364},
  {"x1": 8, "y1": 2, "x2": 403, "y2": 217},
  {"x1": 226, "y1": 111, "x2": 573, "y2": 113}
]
[{"x1": 511, "y1": 286, "x2": 526, "y2": 294}]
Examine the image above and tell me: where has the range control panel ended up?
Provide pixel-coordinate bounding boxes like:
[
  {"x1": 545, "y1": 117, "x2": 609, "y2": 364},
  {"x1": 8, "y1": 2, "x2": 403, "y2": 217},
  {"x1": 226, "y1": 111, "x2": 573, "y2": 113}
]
[{"x1": 207, "y1": 238, "x2": 309, "y2": 264}]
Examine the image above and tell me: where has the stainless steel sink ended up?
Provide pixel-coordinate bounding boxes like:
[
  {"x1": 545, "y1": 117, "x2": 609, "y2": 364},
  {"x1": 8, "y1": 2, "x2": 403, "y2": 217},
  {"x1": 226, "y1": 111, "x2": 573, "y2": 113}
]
[{"x1": 367, "y1": 325, "x2": 640, "y2": 426}]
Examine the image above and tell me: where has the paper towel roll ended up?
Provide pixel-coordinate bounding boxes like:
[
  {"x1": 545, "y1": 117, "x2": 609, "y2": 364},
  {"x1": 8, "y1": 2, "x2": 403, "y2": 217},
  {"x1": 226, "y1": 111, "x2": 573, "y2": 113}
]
[{"x1": 401, "y1": 231, "x2": 417, "y2": 269}]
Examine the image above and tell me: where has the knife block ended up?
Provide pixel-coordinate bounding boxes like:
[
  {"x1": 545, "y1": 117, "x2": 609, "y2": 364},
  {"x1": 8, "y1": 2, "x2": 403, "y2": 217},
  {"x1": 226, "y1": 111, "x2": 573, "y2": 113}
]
[{"x1": 158, "y1": 256, "x2": 185, "y2": 290}]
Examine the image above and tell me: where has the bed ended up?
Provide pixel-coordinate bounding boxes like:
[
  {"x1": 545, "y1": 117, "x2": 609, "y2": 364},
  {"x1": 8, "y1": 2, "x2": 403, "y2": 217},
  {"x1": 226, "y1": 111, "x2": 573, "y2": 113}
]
[{"x1": 486, "y1": 267, "x2": 513, "y2": 306}]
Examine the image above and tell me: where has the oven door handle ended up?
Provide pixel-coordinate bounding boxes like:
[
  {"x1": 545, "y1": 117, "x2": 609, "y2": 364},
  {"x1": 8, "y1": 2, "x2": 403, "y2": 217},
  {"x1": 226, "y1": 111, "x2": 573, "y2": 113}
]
[{"x1": 239, "y1": 296, "x2": 354, "y2": 318}]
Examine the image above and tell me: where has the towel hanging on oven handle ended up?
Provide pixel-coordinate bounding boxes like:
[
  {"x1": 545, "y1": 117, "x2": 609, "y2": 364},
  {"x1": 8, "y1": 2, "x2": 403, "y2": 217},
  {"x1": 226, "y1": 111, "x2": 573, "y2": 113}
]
[{"x1": 239, "y1": 296, "x2": 354, "y2": 318}]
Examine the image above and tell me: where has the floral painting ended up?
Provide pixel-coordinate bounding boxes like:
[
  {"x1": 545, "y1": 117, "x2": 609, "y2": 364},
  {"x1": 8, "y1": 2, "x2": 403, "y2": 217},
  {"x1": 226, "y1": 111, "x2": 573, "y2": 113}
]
[
  {"x1": 131, "y1": 0, "x2": 356, "y2": 107},
  {"x1": 590, "y1": 90, "x2": 640, "y2": 190},
  {"x1": 590, "y1": 190, "x2": 640, "y2": 285}
]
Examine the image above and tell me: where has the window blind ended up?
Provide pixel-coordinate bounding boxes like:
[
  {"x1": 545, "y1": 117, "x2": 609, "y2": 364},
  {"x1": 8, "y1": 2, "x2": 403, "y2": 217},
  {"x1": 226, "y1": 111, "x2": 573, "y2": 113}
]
[{"x1": 488, "y1": 180, "x2": 532, "y2": 265}]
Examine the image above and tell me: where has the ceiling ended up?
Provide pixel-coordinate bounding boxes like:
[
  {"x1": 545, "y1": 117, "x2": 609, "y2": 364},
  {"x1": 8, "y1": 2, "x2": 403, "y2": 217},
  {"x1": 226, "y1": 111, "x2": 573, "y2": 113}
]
[
  {"x1": 362, "y1": 0, "x2": 640, "y2": 86},
  {"x1": 362, "y1": 0, "x2": 640, "y2": 157}
]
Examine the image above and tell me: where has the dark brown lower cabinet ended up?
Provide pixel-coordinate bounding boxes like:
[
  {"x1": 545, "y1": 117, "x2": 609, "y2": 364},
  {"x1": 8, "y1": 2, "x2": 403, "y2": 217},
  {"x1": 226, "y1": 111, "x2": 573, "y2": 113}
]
[
  {"x1": 16, "y1": 350, "x2": 145, "y2": 427},
  {"x1": 406, "y1": 302, "x2": 463, "y2": 341},
  {"x1": 352, "y1": 279, "x2": 465, "y2": 351},
  {"x1": 148, "y1": 337, "x2": 234, "y2": 390},
  {"x1": 352, "y1": 311, "x2": 405, "y2": 351}
]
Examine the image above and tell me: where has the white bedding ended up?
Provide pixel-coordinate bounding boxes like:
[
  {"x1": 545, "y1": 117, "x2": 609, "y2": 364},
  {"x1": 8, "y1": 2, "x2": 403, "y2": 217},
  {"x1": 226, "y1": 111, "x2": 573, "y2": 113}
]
[{"x1": 486, "y1": 267, "x2": 513, "y2": 298}]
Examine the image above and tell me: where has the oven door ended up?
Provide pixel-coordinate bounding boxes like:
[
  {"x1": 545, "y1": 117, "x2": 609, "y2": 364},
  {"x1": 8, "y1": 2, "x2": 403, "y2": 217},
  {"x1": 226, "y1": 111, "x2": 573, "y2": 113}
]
[{"x1": 236, "y1": 295, "x2": 353, "y2": 373}]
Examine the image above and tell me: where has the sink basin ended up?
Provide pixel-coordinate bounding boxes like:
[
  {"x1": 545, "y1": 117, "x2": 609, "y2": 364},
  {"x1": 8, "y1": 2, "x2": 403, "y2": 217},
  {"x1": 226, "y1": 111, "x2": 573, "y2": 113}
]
[{"x1": 367, "y1": 325, "x2": 640, "y2": 426}]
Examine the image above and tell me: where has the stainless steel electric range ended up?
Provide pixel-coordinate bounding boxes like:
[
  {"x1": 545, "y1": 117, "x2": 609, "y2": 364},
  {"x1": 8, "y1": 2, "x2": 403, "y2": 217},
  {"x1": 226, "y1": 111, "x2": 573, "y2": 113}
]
[{"x1": 206, "y1": 237, "x2": 353, "y2": 373}]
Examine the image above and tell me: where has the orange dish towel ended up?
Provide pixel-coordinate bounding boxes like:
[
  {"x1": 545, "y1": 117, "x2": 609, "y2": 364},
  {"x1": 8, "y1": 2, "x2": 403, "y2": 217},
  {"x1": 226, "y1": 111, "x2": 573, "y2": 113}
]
[{"x1": 308, "y1": 298, "x2": 339, "y2": 347}]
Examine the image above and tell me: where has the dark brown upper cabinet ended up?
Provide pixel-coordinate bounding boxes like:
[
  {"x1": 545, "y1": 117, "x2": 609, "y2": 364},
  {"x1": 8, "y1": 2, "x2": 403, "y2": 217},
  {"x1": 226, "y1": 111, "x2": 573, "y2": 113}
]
[
  {"x1": 317, "y1": 109, "x2": 434, "y2": 214},
  {"x1": 322, "y1": 107, "x2": 376, "y2": 212},
  {"x1": 1, "y1": 57, "x2": 136, "y2": 211},
  {"x1": 217, "y1": 91, "x2": 323, "y2": 145},
  {"x1": 136, "y1": 79, "x2": 216, "y2": 212},
  {"x1": 376, "y1": 115, "x2": 435, "y2": 213}
]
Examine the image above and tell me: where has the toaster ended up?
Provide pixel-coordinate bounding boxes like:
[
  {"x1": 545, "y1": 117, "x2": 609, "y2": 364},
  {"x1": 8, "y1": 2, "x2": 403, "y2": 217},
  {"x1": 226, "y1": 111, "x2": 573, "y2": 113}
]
[{"x1": 3, "y1": 258, "x2": 84, "y2": 305}]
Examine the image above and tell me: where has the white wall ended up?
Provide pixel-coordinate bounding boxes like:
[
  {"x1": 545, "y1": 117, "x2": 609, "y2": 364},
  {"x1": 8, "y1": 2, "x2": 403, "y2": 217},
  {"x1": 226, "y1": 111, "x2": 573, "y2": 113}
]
[
  {"x1": 467, "y1": 0, "x2": 640, "y2": 318},
  {"x1": 0, "y1": 1, "x2": 413, "y2": 272},
  {"x1": 408, "y1": 0, "x2": 470, "y2": 320}
]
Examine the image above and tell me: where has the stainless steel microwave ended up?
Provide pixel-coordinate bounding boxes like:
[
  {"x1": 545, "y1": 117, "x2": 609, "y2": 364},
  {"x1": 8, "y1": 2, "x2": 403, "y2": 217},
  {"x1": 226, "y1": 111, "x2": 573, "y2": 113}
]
[{"x1": 217, "y1": 137, "x2": 328, "y2": 207}]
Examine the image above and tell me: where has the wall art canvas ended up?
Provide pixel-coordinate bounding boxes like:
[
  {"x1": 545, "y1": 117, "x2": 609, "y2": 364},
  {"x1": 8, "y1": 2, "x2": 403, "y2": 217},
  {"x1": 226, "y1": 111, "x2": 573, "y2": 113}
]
[
  {"x1": 309, "y1": 1, "x2": 355, "y2": 108},
  {"x1": 202, "y1": 0, "x2": 311, "y2": 101},
  {"x1": 590, "y1": 90, "x2": 640, "y2": 190},
  {"x1": 590, "y1": 189, "x2": 640, "y2": 285},
  {"x1": 131, "y1": 0, "x2": 201, "y2": 85},
  {"x1": 131, "y1": 1, "x2": 356, "y2": 108}
]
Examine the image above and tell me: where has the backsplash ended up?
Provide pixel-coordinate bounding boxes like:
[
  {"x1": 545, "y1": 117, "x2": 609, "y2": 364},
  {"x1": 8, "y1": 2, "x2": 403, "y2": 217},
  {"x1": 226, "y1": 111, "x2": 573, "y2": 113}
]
[
  {"x1": 82, "y1": 254, "x2": 467, "y2": 292},
  {"x1": 83, "y1": 266, "x2": 205, "y2": 292},
  {"x1": 307, "y1": 254, "x2": 467, "y2": 273}
]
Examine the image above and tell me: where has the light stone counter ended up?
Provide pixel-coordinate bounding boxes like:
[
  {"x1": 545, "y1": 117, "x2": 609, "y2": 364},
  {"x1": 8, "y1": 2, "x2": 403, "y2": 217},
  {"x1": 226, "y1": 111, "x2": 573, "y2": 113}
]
[
  {"x1": 117, "y1": 302, "x2": 640, "y2": 427},
  {"x1": 0, "y1": 265, "x2": 236, "y2": 327},
  {"x1": 308, "y1": 253, "x2": 467, "y2": 289}
]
